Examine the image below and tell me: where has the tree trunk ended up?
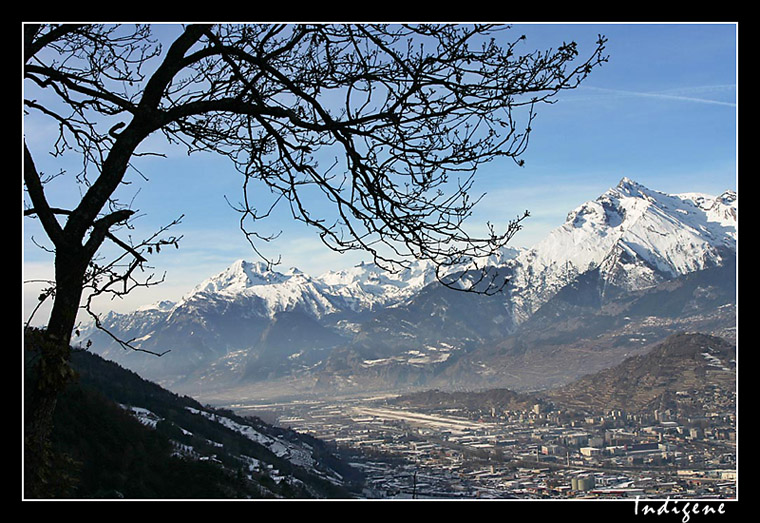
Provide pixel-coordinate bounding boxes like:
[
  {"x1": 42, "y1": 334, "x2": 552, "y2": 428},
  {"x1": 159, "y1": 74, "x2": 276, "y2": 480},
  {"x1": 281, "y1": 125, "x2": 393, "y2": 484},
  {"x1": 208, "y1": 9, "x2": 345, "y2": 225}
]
[{"x1": 24, "y1": 248, "x2": 88, "y2": 498}]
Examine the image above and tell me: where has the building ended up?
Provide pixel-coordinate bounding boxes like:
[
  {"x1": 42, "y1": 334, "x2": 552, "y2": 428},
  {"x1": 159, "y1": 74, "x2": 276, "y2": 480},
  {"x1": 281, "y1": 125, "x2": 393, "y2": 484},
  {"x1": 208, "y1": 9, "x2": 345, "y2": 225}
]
[
  {"x1": 571, "y1": 476, "x2": 596, "y2": 492},
  {"x1": 580, "y1": 447, "x2": 602, "y2": 458}
]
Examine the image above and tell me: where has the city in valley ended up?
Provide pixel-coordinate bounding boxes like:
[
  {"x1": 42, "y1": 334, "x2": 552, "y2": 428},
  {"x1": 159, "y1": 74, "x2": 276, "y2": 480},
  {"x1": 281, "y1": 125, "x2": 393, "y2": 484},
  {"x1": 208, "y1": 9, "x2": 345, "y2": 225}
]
[{"x1": 227, "y1": 388, "x2": 736, "y2": 500}]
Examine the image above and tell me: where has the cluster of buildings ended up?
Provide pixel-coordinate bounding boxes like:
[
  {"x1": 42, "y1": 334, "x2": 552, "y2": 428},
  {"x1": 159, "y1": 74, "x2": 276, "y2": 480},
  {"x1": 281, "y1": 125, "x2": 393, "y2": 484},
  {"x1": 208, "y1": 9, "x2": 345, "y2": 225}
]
[{"x1": 234, "y1": 390, "x2": 736, "y2": 500}]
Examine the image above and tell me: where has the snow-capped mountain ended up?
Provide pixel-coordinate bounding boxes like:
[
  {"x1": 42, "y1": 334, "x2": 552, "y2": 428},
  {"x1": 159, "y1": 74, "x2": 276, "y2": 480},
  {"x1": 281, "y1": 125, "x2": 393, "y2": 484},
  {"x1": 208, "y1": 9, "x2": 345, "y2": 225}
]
[
  {"x1": 81, "y1": 177, "x2": 736, "y2": 396},
  {"x1": 503, "y1": 177, "x2": 736, "y2": 323},
  {"x1": 179, "y1": 259, "x2": 343, "y2": 320},
  {"x1": 317, "y1": 260, "x2": 439, "y2": 312},
  {"x1": 178, "y1": 248, "x2": 523, "y2": 320},
  {"x1": 80, "y1": 256, "x2": 451, "y2": 383},
  {"x1": 169, "y1": 257, "x2": 445, "y2": 322}
]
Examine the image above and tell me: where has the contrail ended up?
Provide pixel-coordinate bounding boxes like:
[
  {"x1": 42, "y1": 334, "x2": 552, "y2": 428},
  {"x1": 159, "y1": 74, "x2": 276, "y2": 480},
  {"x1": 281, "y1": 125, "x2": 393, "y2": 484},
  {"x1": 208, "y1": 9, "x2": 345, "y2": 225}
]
[{"x1": 581, "y1": 85, "x2": 736, "y2": 107}]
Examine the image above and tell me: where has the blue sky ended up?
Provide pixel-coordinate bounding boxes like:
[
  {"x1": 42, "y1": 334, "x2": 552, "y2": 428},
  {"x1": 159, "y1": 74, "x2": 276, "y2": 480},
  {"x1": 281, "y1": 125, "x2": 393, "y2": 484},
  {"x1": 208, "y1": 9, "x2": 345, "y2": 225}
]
[{"x1": 23, "y1": 22, "x2": 738, "y2": 321}]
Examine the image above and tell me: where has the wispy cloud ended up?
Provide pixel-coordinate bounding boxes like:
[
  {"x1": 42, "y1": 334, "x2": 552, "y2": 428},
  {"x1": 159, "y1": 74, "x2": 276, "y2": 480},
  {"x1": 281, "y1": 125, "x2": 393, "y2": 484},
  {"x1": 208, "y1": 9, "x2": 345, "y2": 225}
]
[{"x1": 581, "y1": 85, "x2": 736, "y2": 107}]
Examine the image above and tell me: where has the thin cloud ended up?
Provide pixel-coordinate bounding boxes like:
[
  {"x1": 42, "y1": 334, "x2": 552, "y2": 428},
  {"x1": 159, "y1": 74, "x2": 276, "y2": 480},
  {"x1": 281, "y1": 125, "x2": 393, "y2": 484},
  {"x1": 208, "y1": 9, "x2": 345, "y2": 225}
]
[{"x1": 581, "y1": 85, "x2": 736, "y2": 107}]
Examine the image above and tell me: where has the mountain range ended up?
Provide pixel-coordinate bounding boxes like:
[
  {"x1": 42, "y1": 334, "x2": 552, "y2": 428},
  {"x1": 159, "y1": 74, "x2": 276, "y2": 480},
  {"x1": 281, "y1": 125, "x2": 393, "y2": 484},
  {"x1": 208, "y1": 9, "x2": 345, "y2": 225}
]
[{"x1": 80, "y1": 177, "x2": 737, "y2": 402}]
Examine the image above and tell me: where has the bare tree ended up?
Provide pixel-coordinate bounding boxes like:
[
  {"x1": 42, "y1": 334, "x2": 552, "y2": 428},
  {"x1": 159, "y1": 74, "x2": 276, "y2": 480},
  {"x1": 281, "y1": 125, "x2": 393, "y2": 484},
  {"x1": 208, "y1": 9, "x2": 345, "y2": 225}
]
[{"x1": 23, "y1": 23, "x2": 607, "y2": 496}]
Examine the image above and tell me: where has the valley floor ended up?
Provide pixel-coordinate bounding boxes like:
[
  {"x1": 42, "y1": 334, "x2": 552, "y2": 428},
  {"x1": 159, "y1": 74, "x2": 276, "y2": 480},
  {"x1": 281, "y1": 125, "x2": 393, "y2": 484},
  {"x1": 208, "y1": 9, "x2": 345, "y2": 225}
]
[{"x1": 220, "y1": 392, "x2": 737, "y2": 500}]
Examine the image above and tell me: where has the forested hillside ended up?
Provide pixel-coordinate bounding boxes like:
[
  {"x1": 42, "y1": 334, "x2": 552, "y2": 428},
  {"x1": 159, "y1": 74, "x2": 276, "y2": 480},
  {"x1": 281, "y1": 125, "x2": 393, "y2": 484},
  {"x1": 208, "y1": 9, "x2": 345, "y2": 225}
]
[{"x1": 24, "y1": 329, "x2": 363, "y2": 499}]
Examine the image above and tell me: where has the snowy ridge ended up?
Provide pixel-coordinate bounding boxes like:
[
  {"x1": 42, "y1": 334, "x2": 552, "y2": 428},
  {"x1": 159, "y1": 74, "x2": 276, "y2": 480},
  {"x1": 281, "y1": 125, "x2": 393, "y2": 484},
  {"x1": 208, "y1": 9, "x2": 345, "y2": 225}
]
[
  {"x1": 171, "y1": 258, "x2": 444, "y2": 320},
  {"x1": 504, "y1": 177, "x2": 736, "y2": 322},
  {"x1": 187, "y1": 407, "x2": 318, "y2": 470},
  {"x1": 120, "y1": 402, "x2": 346, "y2": 487},
  {"x1": 316, "y1": 260, "x2": 439, "y2": 311},
  {"x1": 119, "y1": 178, "x2": 735, "y2": 327},
  {"x1": 172, "y1": 246, "x2": 525, "y2": 320},
  {"x1": 174, "y1": 259, "x2": 342, "y2": 319}
]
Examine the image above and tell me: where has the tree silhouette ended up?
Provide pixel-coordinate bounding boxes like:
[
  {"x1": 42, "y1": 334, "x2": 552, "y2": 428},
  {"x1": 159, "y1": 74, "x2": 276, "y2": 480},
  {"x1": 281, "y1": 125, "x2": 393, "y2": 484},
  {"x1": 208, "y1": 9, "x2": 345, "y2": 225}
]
[{"x1": 23, "y1": 23, "x2": 606, "y2": 496}]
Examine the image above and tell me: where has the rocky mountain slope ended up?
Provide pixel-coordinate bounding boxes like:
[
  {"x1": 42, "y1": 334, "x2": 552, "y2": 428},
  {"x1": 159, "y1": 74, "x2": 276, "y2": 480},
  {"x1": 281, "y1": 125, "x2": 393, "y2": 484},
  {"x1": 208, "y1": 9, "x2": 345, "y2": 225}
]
[
  {"x1": 386, "y1": 332, "x2": 736, "y2": 419},
  {"x1": 542, "y1": 332, "x2": 736, "y2": 414},
  {"x1": 417, "y1": 256, "x2": 736, "y2": 393}
]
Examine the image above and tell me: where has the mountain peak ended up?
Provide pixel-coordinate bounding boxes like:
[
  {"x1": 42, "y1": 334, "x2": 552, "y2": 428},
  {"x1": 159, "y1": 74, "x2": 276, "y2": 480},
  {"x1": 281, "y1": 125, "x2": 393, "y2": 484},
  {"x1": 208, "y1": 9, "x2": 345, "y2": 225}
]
[
  {"x1": 507, "y1": 178, "x2": 736, "y2": 322},
  {"x1": 613, "y1": 177, "x2": 663, "y2": 200},
  {"x1": 719, "y1": 189, "x2": 737, "y2": 203},
  {"x1": 189, "y1": 259, "x2": 288, "y2": 297},
  {"x1": 233, "y1": 258, "x2": 272, "y2": 275},
  {"x1": 616, "y1": 176, "x2": 640, "y2": 190}
]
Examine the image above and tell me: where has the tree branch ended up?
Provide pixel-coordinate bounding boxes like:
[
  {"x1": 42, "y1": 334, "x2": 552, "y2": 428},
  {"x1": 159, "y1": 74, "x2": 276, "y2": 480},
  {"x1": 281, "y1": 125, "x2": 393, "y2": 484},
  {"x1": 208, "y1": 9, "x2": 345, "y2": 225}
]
[{"x1": 23, "y1": 142, "x2": 64, "y2": 245}]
